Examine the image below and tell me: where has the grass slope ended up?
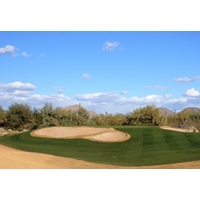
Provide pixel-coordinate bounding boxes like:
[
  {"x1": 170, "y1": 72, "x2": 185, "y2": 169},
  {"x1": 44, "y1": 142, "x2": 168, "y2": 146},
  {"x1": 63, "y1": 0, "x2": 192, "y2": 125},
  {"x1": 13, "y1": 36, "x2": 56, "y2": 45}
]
[{"x1": 1, "y1": 126, "x2": 200, "y2": 166}]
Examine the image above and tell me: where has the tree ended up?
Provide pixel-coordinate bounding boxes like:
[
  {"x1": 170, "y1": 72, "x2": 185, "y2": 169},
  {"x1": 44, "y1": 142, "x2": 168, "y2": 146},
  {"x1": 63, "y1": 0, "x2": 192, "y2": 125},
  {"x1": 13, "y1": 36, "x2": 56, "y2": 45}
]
[
  {"x1": 6, "y1": 103, "x2": 34, "y2": 131},
  {"x1": 76, "y1": 106, "x2": 90, "y2": 125},
  {"x1": 176, "y1": 110, "x2": 192, "y2": 129},
  {"x1": 32, "y1": 107, "x2": 43, "y2": 129},
  {"x1": 39, "y1": 103, "x2": 58, "y2": 127},
  {"x1": 0, "y1": 106, "x2": 6, "y2": 127},
  {"x1": 52, "y1": 107, "x2": 67, "y2": 126},
  {"x1": 125, "y1": 105, "x2": 163, "y2": 126},
  {"x1": 189, "y1": 112, "x2": 200, "y2": 130}
]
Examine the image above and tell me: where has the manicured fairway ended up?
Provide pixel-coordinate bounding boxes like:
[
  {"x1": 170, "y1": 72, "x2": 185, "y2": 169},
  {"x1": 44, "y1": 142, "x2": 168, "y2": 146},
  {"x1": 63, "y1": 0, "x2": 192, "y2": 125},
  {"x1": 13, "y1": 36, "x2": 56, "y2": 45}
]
[{"x1": 1, "y1": 126, "x2": 200, "y2": 166}]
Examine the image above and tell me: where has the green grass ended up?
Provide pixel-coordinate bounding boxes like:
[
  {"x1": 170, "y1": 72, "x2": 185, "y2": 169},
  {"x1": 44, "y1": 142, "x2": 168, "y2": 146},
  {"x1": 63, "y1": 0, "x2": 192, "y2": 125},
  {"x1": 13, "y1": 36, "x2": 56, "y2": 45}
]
[{"x1": 1, "y1": 126, "x2": 200, "y2": 166}]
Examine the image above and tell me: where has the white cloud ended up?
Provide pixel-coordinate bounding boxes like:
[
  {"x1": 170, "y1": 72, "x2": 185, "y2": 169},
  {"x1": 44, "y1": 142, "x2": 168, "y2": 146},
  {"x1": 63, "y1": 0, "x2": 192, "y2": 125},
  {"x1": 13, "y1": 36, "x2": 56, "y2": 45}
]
[
  {"x1": 102, "y1": 41, "x2": 120, "y2": 51},
  {"x1": 75, "y1": 92, "x2": 120, "y2": 103},
  {"x1": 119, "y1": 94, "x2": 164, "y2": 105},
  {"x1": 0, "y1": 81, "x2": 36, "y2": 91},
  {"x1": 28, "y1": 94, "x2": 72, "y2": 107},
  {"x1": 185, "y1": 88, "x2": 200, "y2": 97},
  {"x1": 168, "y1": 98, "x2": 188, "y2": 104},
  {"x1": 164, "y1": 94, "x2": 172, "y2": 98},
  {"x1": 0, "y1": 81, "x2": 200, "y2": 114},
  {"x1": 54, "y1": 86, "x2": 64, "y2": 94},
  {"x1": 75, "y1": 92, "x2": 168, "y2": 113},
  {"x1": 0, "y1": 81, "x2": 36, "y2": 99},
  {"x1": 0, "y1": 81, "x2": 72, "y2": 109},
  {"x1": 75, "y1": 90, "x2": 200, "y2": 114},
  {"x1": 21, "y1": 51, "x2": 32, "y2": 57},
  {"x1": 174, "y1": 76, "x2": 200, "y2": 82},
  {"x1": 82, "y1": 73, "x2": 91, "y2": 79},
  {"x1": 146, "y1": 85, "x2": 168, "y2": 90},
  {"x1": 0, "y1": 45, "x2": 18, "y2": 56},
  {"x1": 121, "y1": 90, "x2": 128, "y2": 94}
]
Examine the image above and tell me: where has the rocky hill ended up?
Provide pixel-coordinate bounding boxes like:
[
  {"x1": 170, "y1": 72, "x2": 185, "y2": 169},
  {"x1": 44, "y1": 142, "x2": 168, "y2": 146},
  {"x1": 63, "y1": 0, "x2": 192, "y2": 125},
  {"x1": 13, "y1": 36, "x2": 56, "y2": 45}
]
[
  {"x1": 64, "y1": 104, "x2": 80, "y2": 112},
  {"x1": 158, "y1": 107, "x2": 175, "y2": 117},
  {"x1": 63, "y1": 104, "x2": 98, "y2": 118},
  {"x1": 180, "y1": 107, "x2": 200, "y2": 113},
  {"x1": 158, "y1": 107, "x2": 200, "y2": 116}
]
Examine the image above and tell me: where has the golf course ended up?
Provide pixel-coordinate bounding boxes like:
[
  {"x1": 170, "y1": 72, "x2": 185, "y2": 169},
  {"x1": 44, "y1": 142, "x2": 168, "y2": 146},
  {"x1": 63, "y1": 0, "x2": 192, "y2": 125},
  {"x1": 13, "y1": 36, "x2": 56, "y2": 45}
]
[{"x1": 1, "y1": 126, "x2": 200, "y2": 168}]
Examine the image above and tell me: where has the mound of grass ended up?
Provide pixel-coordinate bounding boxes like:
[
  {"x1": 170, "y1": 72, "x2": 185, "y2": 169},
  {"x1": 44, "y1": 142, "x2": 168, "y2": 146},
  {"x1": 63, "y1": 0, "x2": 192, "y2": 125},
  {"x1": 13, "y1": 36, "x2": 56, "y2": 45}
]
[{"x1": 1, "y1": 126, "x2": 200, "y2": 166}]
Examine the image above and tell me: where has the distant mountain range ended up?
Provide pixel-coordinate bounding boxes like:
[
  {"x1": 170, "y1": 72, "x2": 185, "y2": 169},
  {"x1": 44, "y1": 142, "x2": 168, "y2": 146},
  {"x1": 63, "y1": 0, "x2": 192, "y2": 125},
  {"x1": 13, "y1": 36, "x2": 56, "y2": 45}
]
[
  {"x1": 158, "y1": 107, "x2": 200, "y2": 117},
  {"x1": 63, "y1": 104, "x2": 97, "y2": 118},
  {"x1": 158, "y1": 107, "x2": 175, "y2": 117},
  {"x1": 63, "y1": 104, "x2": 200, "y2": 117},
  {"x1": 180, "y1": 107, "x2": 200, "y2": 113}
]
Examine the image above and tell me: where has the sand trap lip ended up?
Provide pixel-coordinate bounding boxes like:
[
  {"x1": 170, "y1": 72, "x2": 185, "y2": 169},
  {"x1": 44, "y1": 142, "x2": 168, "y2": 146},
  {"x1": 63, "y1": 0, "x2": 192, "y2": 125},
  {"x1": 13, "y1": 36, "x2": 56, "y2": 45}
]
[{"x1": 31, "y1": 126, "x2": 131, "y2": 142}]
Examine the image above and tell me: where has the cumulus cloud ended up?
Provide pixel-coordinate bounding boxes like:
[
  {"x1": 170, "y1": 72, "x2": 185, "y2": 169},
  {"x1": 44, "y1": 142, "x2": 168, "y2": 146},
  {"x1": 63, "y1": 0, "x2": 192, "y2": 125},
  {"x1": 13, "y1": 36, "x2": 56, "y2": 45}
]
[
  {"x1": 28, "y1": 94, "x2": 72, "y2": 108},
  {"x1": 82, "y1": 73, "x2": 91, "y2": 79},
  {"x1": 21, "y1": 51, "x2": 32, "y2": 58},
  {"x1": 75, "y1": 92, "x2": 120, "y2": 103},
  {"x1": 75, "y1": 90, "x2": 200, "y2": 114},
  {"x1": 0, "y1": 81, "x2": 36, "y2": 106},
  {"x1": 119, "y1": 95, "x2": 164, "y2": 106},
  {"x1": 102, "y1": 41, "x2": 120, "y2": 51},
  {"x1": 0, "y1": 81, "x2": 72, "y2": 109},
  {"x1": 164, "y1": 88, "x2": 200, "y2": 111},
  {"x1": 1, "y1": 81, "x2": 200, "y2": 114},
  {"x1": 185, "y1": 88, "x2": 200, "y2": 97},
  {"x1": 168, "y1": 98, "x2": 188, "y2": 104},
  {"x1": 75, "y1": 92, "x2": 167, "y2": 111},
  {"x1": 174, "y1": 76, "x2": 200, "y2": 82},
  {"x1": 0, "y1": 45, "x2": 18, "y2": 56},
  {"x1": 0, "y1": 81, "x2": 36, "y2": 91}
]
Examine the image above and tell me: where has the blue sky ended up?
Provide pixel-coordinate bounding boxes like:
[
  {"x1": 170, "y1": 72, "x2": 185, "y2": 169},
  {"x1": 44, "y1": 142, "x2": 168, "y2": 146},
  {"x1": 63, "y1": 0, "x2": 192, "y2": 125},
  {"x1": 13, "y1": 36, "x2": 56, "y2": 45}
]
[{"x1": 0, "y1": 31, "x2": 200, "y2": 113}]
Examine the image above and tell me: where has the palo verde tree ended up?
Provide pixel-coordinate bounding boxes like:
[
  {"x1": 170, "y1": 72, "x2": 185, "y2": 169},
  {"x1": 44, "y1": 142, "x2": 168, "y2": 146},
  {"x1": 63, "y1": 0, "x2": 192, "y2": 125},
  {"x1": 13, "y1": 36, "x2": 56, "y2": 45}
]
[
  {"x1": 125, "y1": 105, "x2": 164, "y2": 126},
  {"x1": 39, "y1": 103, "x2": 59, "y2": 127},
  {"x1": 6, "y1": 103, "x2": 34, "y2": 131},
  {"x1": 189, "y1": 112, "x2": 200, "y2": 130},
  {"x1": 76, "y1": 105, "x2": 90, "y2": 125},
  {"x1": 167, "y1": 110, "x2": 199, "y2": 129}
]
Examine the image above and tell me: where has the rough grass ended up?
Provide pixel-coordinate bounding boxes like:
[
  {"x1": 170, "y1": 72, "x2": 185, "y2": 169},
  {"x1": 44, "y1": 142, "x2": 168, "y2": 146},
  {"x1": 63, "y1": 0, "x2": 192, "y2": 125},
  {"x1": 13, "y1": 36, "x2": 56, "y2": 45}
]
[{"x1": 1, "y1": 126, "x2": 200, "y2": 166}]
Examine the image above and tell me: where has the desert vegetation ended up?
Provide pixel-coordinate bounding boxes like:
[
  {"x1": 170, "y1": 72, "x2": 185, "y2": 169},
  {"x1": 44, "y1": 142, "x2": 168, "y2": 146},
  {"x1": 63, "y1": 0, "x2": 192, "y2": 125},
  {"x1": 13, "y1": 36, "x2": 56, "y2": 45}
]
[
  {"x1": 167, "y1": 111, "x2": 200, "y2": 131},
  {"x1": 0, "y1": 103, "x2": 199, "y2": 131}
]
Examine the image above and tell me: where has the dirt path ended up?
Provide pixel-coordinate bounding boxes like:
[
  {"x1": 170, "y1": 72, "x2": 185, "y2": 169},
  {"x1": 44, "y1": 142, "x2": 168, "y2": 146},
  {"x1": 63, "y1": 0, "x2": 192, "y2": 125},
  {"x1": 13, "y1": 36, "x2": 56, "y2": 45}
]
[{"x1": 1, "y1": 145, "x2": 200, "y2": 169}]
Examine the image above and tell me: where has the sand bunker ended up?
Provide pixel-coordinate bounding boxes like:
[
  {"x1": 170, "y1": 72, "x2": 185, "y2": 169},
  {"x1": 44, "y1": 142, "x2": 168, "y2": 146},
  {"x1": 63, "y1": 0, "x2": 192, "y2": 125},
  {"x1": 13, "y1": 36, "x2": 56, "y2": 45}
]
[
  {"x1": 160, "y1": 126, "x2": 199, "y2": 133},
  {"x1": 31, "y1": 126, "x2": 131, "y2": 142}
]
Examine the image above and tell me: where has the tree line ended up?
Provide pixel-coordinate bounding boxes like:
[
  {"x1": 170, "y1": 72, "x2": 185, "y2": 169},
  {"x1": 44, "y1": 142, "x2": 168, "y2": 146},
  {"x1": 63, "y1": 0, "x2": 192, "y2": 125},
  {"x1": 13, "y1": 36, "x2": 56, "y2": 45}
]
[{"x1": 0, "y1": 103, "x2": 199, "y2": 131}]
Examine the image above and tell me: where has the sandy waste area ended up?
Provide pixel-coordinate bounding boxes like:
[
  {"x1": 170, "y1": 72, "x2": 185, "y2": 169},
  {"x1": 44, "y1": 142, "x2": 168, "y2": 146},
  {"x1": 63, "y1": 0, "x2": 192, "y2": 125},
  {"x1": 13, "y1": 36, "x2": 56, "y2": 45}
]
[{"x1": 1, "y1": 126, "x2": 200, "y2": 169}]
